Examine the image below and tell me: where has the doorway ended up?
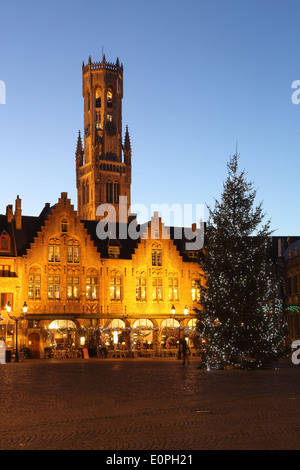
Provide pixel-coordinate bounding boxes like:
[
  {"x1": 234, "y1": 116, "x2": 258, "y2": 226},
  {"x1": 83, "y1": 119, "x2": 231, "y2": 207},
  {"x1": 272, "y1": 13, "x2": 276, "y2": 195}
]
[{"x1": 28, "y1": 333, "x2": 40, "y2": 358}]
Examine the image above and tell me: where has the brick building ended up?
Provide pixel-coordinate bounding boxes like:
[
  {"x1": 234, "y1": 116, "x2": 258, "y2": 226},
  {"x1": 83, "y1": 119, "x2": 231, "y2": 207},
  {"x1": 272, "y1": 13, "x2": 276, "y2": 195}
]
[{"x1": 0, "y1": 55, "x2": 202, "y2": 358}]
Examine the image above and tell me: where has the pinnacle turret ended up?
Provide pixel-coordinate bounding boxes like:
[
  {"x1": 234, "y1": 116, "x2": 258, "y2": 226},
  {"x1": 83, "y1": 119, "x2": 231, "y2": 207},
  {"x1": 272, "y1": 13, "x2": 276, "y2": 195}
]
[
  {"x1": 124, "y1": 126, "x2": 132, "y2": 165},
  {"x1": 75, "y1": 130, "x2": 84, "y2": 166}
]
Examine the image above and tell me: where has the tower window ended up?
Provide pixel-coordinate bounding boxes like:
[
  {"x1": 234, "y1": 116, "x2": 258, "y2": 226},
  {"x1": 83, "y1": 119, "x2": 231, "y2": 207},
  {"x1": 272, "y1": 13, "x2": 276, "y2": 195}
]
[
  {"x1": 96, "y1": 111, "x2": 101, "y2": 129},
  {"x1": 107, "y1": 88, "x2": 113, "y2": 108},
  {"x1": 95, "y1": 88, "x2": 101, "y2": 108},
  {"x1": 106, "y1": 182, "x2": 113, "y2": 203}
]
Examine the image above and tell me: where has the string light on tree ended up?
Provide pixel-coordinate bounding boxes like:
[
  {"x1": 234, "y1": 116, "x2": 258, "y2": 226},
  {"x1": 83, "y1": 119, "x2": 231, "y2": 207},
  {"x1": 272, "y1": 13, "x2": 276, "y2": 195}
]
[{"x1": 195, "y1": 153, "x2": 286, "y2": 370}]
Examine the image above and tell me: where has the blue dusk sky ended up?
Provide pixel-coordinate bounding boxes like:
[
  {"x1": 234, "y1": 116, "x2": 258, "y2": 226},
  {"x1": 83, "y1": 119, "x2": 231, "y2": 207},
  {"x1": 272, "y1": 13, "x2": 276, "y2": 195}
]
[{"x1": 1, "y1": 0, "x2": 300, "y2": 235}]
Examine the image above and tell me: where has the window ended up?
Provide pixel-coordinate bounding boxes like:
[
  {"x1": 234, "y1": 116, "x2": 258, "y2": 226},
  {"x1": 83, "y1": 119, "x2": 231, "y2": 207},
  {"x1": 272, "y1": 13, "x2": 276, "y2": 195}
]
[
  {"x1": 0, "y1": 234, "x2": 10, "y2": 251},
  {"x1": 95, "y1": 88, "x2": 101, "y2": 108},
  {"x1": 152, "y1": 245, "x2": 162, "y2": 266},
  {"x1": 28, "y1": 274, "x2": 41, "y2": 300},
  {"x1": 48, "y1": 244, "x2": 60, "y2": 263},
  {"x1": 67, "y1": 245, "x2": 79, "y2": 263},
  {"x1": 107, "y1": 88, "x2": 113, "y2": 108},
  {"x1": 108, "y1": 246, "x2": 120, "y2": 259},
  {"x1": 67, "y1": 276, "x2": 79, "y2": 300},
  {"x1": 110, "y1": 275, "x2": 121, "y2": 301},
  {"x1": 152, "y1": 277, "x2": 163, "y2": 301},
  {"x1": 168, "y1": 277, "x2": 179, "y2": 301},
  {"x1": 192, "y1": 278, "x2": 201, "y2": 302},
  {"x1": 0, "y1": 265, "x2": 10, "y2": 277},
  {"x1": 96, "y1": 111, "x2": 101, "y2": 129},
  {"x1": 61, "y1": 220, "x2": 68, "y2": 233},
  {"x1": 86, "y1": 276, "x2": 98, "y2": 300},
  {"x1": 106, "y1": 181, "x2": 119, "y2": 204},
  {"x1": 0, "y1": 293, "x2": 13, "y2": 310},
  {"x1": 106, "y1": 181, "x2": 113, "y2": 203},
  {"x1": 114, "y1": 183, "x2": 119, "y2": 204},
  {"x1": 48, "y1": 276, "x2": 60, "y2": 299},
  {"x1": 136, "y1": 277, "x2": 147, "y2": 301}
]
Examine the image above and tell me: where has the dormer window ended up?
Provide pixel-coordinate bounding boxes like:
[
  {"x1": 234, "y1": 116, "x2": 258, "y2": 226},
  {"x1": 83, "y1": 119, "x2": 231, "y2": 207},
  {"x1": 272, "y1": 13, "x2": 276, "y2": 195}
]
[{"x1": 0, "y1": 233, "x2": 10, "y2": 252}]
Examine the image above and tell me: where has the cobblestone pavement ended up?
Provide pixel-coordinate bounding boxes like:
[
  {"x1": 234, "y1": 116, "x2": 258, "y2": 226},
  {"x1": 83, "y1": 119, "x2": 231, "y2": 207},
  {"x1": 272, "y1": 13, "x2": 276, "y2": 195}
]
[{"x1": 0, "y1": 356, "x2": 299, "y2": 450}]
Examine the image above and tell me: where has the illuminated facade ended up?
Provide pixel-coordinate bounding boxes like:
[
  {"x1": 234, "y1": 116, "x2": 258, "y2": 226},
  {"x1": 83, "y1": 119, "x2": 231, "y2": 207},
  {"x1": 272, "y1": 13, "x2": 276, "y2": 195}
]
[
  {"x1": 0, "y1": 194, "x2": 201, "y2": 358},
  {"x1": 0, "y1": 55, "x2": 203, "y2": 358}
]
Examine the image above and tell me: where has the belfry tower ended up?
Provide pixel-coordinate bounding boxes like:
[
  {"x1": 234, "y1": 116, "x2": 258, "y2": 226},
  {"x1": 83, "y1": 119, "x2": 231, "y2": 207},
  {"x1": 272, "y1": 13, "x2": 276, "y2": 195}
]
[{"x1": 76, "y1": 54, "x2": 132, "y2": 222}]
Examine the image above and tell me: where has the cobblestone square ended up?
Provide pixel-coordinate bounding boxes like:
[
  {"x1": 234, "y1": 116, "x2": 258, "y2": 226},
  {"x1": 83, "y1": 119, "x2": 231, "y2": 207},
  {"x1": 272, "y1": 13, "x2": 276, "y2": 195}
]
[{"x1": 0, "y1": 357, "x2": 299, "y2": 450}]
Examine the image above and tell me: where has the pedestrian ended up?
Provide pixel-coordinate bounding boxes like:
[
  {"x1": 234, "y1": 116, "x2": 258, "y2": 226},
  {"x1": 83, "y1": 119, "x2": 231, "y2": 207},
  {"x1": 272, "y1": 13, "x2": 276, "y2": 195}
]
[{"x1": 181, "y1": 338, "x2": 190, "y2": 365}]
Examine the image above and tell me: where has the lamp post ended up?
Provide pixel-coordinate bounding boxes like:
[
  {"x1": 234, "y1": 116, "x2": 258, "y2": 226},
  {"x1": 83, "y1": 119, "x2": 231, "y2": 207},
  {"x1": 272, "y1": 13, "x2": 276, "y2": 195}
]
[
  {"x1": 171, "y1": 305, "x2": 188, "y2": 360},
  {"x1": 6, "y1": 301, "x2": 27, "y2": 362}
]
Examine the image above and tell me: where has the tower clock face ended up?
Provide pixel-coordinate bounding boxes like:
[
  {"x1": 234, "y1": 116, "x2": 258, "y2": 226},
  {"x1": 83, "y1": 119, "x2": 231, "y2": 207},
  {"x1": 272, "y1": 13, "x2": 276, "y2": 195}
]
[{"x1": 85, "y1": 124, "x2": 90, "y2": 137}]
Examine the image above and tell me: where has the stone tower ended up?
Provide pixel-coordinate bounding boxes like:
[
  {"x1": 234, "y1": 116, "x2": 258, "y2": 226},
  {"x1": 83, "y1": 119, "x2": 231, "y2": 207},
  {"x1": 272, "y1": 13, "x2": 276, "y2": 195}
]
[{"x1": 76, "y1": 54, "x2": 132, "y2": 222}]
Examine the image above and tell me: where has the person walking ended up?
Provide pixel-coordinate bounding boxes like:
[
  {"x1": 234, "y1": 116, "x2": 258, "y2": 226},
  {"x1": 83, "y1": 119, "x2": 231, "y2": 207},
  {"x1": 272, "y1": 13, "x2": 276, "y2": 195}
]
[{"x1": 181, "y1": 338, "x2": 190, "y2": 365}]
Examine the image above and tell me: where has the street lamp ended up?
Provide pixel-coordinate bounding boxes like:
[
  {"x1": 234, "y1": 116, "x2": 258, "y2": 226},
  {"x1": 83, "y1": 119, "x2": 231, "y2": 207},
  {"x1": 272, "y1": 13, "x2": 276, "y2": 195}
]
[
  {"x1": 171, "y1": 305, "x2": 188, "y2": 360},
  {"x1": 6, "y1": 301, "x2": 27, "y2": 362}
]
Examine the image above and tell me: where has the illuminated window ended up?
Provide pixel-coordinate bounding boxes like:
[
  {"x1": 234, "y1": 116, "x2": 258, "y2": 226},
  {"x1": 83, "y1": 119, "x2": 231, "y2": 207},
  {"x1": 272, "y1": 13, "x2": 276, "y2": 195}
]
[
  {"x1": 168, "y1": 277, "x2": 179, "y2": 301},
  {"x1": 152, "y1": 245, "x2": 162, "y2": 266},
  {"x1": 108, "y1": 246, "x2": 120, "y2": 259},
  {"x1": 28, "y1": 273, "x2": 41, "y2": 300},
  {"x1": 48, "y1": 276, "x2": 60, "y2": 299},
  {"x1": 110, "y1": 275, "x2": 121, "y2": 301},
  {"x1": 152, "y1": 277, "x2": 163, "y2": 301},
  {"x1": 107, "y1": 113, "x2": 113, "y2": 122},
  {"x1": 192, "y1": 278, "x2": 201, "y2": 302},
  {"x1": 86, "y1": 276, "x2": 98, "y2": 300},
  {"x1": 136, "y1": 277, "x2": 147, "y2": 301},
  {"x1": 67, "y1": 245, "x2": 79, "y2": 263},
  {"x1": 0, "y1": 293, "x2": 13, "y2": 310},
  {"x1": 67, "y1": 276, "x2": 79, "y2": 300},
  {"x1": 96, "y1": 111, "x2": 101, "y2": 129},
  {"x1": 107, "y1": 88, "x2": 113, "y2": 108},
  {"x1": 48, "y1": 244, "x2": 60, "y2": 263},
  {"x1": 95, "y1": 88, "x2": 101, "y2": 108}
]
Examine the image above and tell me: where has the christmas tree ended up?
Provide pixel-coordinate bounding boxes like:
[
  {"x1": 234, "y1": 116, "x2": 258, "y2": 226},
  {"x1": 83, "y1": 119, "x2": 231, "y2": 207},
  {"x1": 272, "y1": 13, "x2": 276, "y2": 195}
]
[{"x1": 196, "y1": 153, "x2": 286, "y2": 370}]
